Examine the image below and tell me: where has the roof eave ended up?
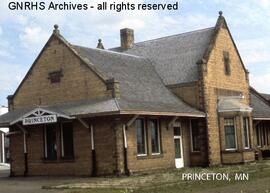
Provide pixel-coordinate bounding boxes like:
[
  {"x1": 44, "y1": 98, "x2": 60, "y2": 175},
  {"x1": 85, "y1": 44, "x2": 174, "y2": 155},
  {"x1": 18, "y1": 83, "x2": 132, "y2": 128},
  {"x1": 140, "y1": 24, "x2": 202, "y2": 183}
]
[
  {"x1": 119, "y1": 110, "x2": 205, "y2": 117},
  {"x1": 0, "y1": 123, "x2": 10, "y2": 128},
  {"x1": 70, "y1": 110, "x2": 205, "y2": 118},
  {"x1": 253, "y1": 117, "x2": 270, "y2": 120}
]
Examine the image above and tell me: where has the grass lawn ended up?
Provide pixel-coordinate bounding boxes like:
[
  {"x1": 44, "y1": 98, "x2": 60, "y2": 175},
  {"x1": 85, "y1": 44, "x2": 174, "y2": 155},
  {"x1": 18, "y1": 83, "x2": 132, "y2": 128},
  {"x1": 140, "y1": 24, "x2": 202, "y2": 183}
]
[{"x1": 48, "y1": 161, "x2": 270, "y2": 193}]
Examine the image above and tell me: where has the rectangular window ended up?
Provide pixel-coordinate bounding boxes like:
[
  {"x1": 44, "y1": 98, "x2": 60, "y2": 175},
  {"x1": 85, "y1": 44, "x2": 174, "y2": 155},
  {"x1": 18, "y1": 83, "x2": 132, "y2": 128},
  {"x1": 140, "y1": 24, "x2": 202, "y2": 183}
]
[
  {"x1": 61, "y1": 122, "x2": 74, "y2": 158},
  {"x1": 44, "y1": 124, "x2": 57, "y2": 160},
  {"x1": 190, "y1": 120, "x2": 200, "y2": 152},
  {"x1": 243, "y1": 117, "x2": 250, "y2": 149},
  {"x1": 136, "y1": 119, "x2": 147, "y2": 155},
  {"x1": 149, "y1": 119, "x2": 160, "y2": 154},
  {"x1": 224, "y1": 118, "x2": 237, "y2": 150}
]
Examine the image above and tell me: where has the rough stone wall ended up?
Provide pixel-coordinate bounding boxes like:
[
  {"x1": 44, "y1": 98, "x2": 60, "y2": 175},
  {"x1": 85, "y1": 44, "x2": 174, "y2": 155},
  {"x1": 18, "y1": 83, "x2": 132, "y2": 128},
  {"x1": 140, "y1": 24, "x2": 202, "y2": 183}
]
[
  {"x1": 92, "y1": 117, "x2": 117, "y2": 175},
  {"x1": 125, "y1": 117, "x2": 192, "y2": 173},
  {"x1": 9, "y1": 117, "x2": 119, "y2": 176},
  {"x1": 203, "y1": 27, "x2": 250, "y2": 165},
  {"x1": 10, "y1": 121, "x2": 93, "y2": 176},
  {"x1": 12, "y1": 36, "x2": 111, "y2": 109},
  {"x1": 9, "y1": 128, "x2": 25, "y2": 176},
  {"x1": 168, "y1": 83, "x2": 201, "y2": 110}
]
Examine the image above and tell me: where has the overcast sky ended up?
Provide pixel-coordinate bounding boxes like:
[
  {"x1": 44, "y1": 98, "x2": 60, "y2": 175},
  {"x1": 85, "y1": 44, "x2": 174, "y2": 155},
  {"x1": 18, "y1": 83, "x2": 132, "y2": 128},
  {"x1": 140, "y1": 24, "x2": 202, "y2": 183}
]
[{"x1": 0, "y1": 0, "x2": 270, "y2": 106}]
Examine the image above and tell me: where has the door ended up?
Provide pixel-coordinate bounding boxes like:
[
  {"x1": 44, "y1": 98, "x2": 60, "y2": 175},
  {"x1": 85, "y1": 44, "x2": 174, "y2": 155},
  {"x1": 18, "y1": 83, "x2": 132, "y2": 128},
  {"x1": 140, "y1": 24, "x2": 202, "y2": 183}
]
[{"x1": 174, "y1": 127, "x2": 184, "y2": 168}]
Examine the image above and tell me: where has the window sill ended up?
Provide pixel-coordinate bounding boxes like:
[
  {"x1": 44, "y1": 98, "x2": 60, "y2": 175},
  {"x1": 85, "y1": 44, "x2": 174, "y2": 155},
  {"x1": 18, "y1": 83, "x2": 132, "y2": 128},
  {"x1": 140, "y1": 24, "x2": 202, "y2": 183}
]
[
  {"x1": 151, "y1": 153, "x2": 163, "y2": 159},
  {"x1": 243, "y1": 149, "x2": 253, "y2": 152},
  {"x1": 137, "y1": 153, "x2": 164, "y2": 160},
  {"x1": 222, "y1": 149, "x2": 238, "y2": 153}
]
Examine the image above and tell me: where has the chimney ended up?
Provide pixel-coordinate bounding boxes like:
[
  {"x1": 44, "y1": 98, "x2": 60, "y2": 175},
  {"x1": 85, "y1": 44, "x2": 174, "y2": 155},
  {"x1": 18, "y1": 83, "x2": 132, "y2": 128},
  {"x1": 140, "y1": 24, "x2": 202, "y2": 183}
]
[{"x1": 120, "y1": 28, "x2": 134, "y2": 49}]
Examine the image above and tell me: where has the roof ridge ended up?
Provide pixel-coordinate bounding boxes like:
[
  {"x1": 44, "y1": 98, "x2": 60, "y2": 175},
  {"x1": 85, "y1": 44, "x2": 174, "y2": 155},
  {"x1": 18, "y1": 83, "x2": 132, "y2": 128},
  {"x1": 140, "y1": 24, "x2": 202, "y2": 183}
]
[
  {"x1": 132, "y1": 27, "x2": 215, "y2": 46},
  {"x1": 250, "y1": 87, "x2": 270, "y2": 106},
  {"x1": 72, "y1": 44, "x2": 144, "y2": 59},
  {"x1": 261, "y1": 93, "x2": 270, "y2": 97}
]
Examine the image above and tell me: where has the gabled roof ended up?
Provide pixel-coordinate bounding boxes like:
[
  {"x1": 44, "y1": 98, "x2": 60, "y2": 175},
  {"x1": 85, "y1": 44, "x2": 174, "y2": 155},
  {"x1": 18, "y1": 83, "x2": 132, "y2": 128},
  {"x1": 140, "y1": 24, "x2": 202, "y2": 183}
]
[
  {"x1": 111, "y1": 28, "x2": 215, "y2": 85},
  {"x1": 0, "y1": 35, "x2": 205, "y2": 127},
  {"x1": 11, "y1": 28, "x2": 108, "y2": 100},
  {"x1": 250, "y1": 88, "x2": 270, "y2": 119},
  {"x1": 72, "y1": 45, "x2": 204, "y2": 116},
  {"x1": 111, "y1": 13, "x2": 248, "y2": 86}
]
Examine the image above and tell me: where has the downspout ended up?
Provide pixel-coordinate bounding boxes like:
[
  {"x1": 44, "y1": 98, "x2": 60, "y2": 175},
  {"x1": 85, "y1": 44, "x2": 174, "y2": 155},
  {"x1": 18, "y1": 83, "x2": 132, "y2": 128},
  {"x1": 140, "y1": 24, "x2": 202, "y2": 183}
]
[
  {"x1": 23, "y1": 132, "x2": 28, "y2": 176},
  {"x1": 1, "y1": 133, "x2": 4, "y2": 163},
  {"x1": 122, "y1": 124, "x2": 129, "y2": 176},
  {"x1": 90, "y1": 124, "x2": 97, "y2": 177},
  {"x1": 123, "y1": 115, "x2": 139, "y2": 175}
]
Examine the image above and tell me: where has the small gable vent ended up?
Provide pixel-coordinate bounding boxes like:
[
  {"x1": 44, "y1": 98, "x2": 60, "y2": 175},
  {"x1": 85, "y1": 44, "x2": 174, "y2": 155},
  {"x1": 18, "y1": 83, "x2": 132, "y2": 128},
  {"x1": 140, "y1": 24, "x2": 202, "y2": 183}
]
[{"x1": 48, "y1": 69, "x2": 63, "y2": 83}]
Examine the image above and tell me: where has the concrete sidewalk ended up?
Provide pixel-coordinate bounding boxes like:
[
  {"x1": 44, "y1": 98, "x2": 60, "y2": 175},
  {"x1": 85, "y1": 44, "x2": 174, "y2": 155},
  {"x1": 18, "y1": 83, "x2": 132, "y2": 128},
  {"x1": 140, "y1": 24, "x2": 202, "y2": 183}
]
[
  {"x1": 0, "y1": 164, "x2": 9, "y2": 178},
  {"x1": 0, "y1": 163, "x2": 10, "y2": 168}
]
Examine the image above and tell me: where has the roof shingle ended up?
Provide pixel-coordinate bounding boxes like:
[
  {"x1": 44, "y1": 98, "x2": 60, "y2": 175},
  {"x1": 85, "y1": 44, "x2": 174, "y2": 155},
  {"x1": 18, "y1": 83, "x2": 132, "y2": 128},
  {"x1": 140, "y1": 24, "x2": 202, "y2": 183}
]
[
  {"x1": 111, "y1": 28, "x2": 215, "y2": 85},
  {"x1": 72, "y1": 46, "x2": 204, "y2": 116},
  {"x1": 251, "y1": 91, "x2": 270, "y2": 119}
]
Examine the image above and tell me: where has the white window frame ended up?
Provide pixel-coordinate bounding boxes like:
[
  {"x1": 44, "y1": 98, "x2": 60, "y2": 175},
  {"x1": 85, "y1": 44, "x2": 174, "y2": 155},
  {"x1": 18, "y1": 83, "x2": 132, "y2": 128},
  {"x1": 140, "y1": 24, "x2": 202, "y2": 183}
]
[
  {"x1": 224, "y1": 117, "x2": 238, "y2": 151},
  {"x1": 243, "y1": 117, "x2": 250, "y2": 149},
  {"x1": 136, "y1": 118, "x2": 147, "y2": 156},
  {"x1": 149, "y1": 119, "x2": 161, "y2": 155},
  {"x1": 190, "y1": 120, "x2": 200, "y2": 152}
]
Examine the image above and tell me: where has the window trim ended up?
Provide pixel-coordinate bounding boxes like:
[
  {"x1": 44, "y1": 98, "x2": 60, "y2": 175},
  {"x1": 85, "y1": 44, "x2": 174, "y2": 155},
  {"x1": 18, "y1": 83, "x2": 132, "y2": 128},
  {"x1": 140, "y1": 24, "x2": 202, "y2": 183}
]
[
  {"x1": 243, "y1": 117, "x2": 250, "y2": 149},
  {"x1": 149, "y1": 119, "x2": 161, "y2": 155},
  {"x1": 190, "y1": 120, "x2": 200, "y2": 152},
  {"x1": 224, "y1": 117, "x2": 237, "y2": 151},
  {"x1": 136, "y1": 118, "x2": 147, "y2": 156}
]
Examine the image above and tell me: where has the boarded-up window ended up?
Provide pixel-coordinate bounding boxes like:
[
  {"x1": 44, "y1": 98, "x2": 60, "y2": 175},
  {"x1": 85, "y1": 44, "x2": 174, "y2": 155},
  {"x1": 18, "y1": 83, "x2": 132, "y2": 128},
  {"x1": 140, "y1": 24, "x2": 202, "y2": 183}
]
[{"x1": 223, "y1": 51, "x2": 231, "y2": 75}]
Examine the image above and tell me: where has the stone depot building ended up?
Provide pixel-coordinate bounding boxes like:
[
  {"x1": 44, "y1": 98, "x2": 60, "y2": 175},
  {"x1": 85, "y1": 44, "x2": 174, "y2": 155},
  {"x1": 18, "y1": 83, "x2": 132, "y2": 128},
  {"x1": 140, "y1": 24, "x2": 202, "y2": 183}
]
[{"x1": 0, "y1": 12, "x2": 270, "y2": 176}]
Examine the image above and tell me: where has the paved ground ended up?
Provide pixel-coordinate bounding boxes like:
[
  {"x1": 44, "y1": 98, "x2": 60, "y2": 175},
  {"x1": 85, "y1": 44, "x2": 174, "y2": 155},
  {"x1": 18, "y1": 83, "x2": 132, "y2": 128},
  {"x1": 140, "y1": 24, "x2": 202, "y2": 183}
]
[
  {"x1": 0, "y1": 162, "x2": 269, "y2": 193},
  {"x1": 0, "y1": 165, "x2": 71, "y2": 193},
  {"x1": 0, "y1": 164, "x2": 9, "y2": 178}
]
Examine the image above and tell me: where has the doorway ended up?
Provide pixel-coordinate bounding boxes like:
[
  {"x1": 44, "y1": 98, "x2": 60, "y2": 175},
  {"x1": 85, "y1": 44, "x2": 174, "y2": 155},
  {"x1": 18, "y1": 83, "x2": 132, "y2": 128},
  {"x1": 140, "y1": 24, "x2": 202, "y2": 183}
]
[{"x1": 174, "y1": 127, "x2": 184, "y2": 168}]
